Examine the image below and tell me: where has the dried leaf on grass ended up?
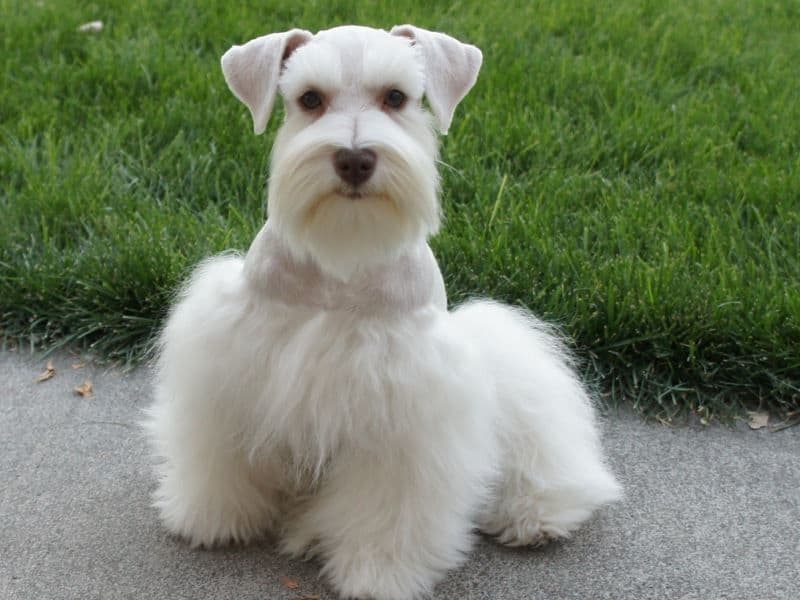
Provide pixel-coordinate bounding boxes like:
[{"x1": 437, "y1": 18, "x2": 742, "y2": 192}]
[
  {"x1": 36, "y1": 360, "x2": 56, "y2": 383},
  {"x1": 71, "y1": 362, "x2": 86, "y2": 370},
  {"x1": 280, "y1": 576, "x2": 300, "y2": 590},
  {"x1": 74, "y1": 380, "x2": 93, "y2": 397},
  {"x1": 747, "y1": 411, "x2": 769, "y2": 430}
]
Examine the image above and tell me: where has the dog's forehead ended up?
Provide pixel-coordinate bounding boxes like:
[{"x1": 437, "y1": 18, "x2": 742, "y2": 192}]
[
  {"x1": 313, "y1": 25, "x2": 405, "y2": 49},
  {"x1": 281, "y1": 25, "x2": 423, "y2": 98}
]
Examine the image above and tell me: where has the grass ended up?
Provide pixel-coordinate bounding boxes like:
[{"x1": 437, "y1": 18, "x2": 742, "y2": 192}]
[{"x1": 2, "y1": 0, "x2": 799, "y2": 419}]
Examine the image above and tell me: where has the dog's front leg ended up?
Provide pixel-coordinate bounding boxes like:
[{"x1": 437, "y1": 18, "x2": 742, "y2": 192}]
[
  {"x1": 144, "y1": 255, "x2": 285, "y2": 548},
  {"x1": 146, "y1": 394, "x2": 283, "y2": 548},
  {"x1": 280, "y1": 426, "x2": 492, "y2": 600}
]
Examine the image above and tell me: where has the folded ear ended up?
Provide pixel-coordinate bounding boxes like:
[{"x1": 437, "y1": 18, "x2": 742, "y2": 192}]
[
  {"x1": 221, "y1": 29, "x2": 313, "y2": 135},
  {"x1": 390, "y1": 25, "x2": 482, "y2": 134}
]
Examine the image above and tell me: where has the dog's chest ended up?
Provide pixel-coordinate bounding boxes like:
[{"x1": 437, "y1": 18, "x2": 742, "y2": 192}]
[
  {"x1": 238, "y1": 229, "x2": 450, "y2": 464},
  {"x1": 244, "y1": 302, "x2": 446, "y2": 482}
]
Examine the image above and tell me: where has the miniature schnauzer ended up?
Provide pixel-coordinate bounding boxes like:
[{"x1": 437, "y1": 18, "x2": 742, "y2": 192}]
[{"x1": 145, "y1": 24, "x2": 621, "y2": 600}]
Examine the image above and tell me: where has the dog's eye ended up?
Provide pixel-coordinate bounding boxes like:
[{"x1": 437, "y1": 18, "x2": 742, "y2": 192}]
[
  {"x1": 384, "y1": 89, "x2": 406, "y2": 109},
  {"x1": 299, "y1": 90, "x2": 323, "y2": 110}
]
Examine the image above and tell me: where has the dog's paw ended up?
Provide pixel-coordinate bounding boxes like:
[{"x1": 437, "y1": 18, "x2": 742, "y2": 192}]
[
  {"x1": 157, "y1": 500, "x2": 269, "y2": 549},
  {"x1": 163, "y1": 510, "x2": 265, "y2": 549},
  {"x1": 278, "y1": 524, "x2": 319, "y2": 559},
  {"x1": 479, "y1": 493, "x2": 591, "y2": 548},
  {"x1": 322, "y1": 553, "x2": 436, "y2": 600},
  {"x1": 153, "y1": 479, "x2": 277, "y2": 549},
  {"x1": 483, "y1": 517, "x2": 564, "y2": 548}
]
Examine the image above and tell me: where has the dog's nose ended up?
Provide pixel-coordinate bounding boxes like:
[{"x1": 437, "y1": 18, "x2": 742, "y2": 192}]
[{"x1": 333, "y1": 148, "x2": 377, "y2": 187}]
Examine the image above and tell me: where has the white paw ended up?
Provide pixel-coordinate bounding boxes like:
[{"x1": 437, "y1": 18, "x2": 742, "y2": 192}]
[
  {"x1": 279, "y1": 523, "x2": 319, "y2": 559},
  {"x1": 479, "y1": 494, "x2": 596, "y2": 548},
  {"x1": 154, "y1": 479, "x2": 277, "y2": 548},
  {"x1": 322, "y1": 551, "x2": 436, "y2": 600},
  {"x1": 482, "y1": 516, "x2": 565, "y2": 547}
]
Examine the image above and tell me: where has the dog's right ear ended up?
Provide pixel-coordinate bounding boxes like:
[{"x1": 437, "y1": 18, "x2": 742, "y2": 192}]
[
  {"x1": 390, "y1": 25, "x2": 482, "y2": 134},
  {"x1": 221, "y1": 29, "x2": 313, "y2": 135}
]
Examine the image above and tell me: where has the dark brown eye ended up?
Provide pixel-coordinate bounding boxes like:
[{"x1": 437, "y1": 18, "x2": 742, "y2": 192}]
[
  {"x1": 384, "y1": 89, "x2": 406, "y2": 109},
  {"x1": 299, "y1": 90, "x2": 323, "y2": 110}
]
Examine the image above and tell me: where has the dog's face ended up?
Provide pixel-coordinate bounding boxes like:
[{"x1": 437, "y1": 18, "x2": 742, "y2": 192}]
[{"x1": 222, "y1": 25, "x2": 482, "y2": 279}]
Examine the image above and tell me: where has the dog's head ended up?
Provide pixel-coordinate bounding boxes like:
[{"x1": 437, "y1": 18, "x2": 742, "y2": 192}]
[{"x1": 222, "y1": 25, "x2": 481, "y2": 279}]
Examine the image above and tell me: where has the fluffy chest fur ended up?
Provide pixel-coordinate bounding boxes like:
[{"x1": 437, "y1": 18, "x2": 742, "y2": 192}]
[{"x1": 157, "y1": 224, "x2": 481, "y2": 487}]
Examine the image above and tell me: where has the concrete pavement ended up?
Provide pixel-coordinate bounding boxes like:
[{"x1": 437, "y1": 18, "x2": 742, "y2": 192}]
[{"x1": 1, "y1": 350, "x2": 798, "y2": 599}]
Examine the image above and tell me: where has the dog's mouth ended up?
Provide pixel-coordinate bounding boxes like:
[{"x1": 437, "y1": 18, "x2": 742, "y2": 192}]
[
  {"x1": 336, "y1": 188, "x2": 366, "y2": 200},
  {"x1": 334, "y1": 189, "x2": 397, "y2": 210}
]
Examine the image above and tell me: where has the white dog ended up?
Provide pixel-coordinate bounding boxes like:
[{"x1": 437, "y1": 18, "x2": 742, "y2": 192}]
[{"x1": 145, "y1": 25, "x2": 621, "y2": 600}]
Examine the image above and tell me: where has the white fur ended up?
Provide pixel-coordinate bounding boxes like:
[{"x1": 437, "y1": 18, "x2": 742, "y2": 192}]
[{"x1": 145, "y1": 25, "x2": 621, "y2": 600}]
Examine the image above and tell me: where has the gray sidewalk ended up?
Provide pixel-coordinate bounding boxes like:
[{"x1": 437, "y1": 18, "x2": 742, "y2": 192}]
[{"x1": 1, "y1": 350, "x2": 798, "y2": 599}]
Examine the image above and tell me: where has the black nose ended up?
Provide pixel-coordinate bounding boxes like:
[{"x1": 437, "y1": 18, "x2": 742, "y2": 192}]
[{"x1": 333, "y1": 148, "x2": 377, "y2": 187}]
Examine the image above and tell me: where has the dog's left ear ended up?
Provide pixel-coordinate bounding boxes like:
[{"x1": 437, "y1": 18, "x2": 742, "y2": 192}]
[
  {"x1": 221, "y1": 29, "x2": 313, "y2": 135},
  {"x1": 390, "y1": 25, "x2": 482, "y2": 134}
]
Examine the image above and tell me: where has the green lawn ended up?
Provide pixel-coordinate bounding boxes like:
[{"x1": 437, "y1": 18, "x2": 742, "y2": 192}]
[{"x1": 2, "y1": 0, "x2": 799, "y2": 418}]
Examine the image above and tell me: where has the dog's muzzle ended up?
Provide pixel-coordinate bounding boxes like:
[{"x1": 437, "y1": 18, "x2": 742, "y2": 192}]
[{"x1": 333, "y1": 148, "x2": 377, "y2": 188}]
